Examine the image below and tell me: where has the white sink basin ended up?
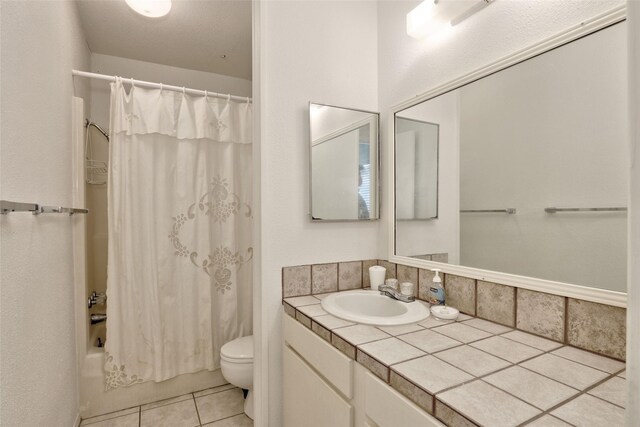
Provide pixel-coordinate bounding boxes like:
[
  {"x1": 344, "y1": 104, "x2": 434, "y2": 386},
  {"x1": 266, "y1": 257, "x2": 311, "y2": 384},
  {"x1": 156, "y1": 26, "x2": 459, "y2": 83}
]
[{"x1": 321, "y1": 290, "x2": 430, "y2": 326}]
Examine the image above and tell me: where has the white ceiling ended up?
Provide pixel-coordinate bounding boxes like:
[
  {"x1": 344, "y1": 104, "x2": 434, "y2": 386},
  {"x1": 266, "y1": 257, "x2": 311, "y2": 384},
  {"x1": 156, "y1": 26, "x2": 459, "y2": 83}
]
[{"x1": 76, "y1": 0, "x2": 252, "y2": 80}]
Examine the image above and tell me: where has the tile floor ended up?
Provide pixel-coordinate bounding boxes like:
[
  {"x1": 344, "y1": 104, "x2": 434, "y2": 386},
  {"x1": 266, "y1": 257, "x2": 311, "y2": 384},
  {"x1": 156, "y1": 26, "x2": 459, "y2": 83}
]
[{"x1": 79, "y1": 384, "x2": 252, "y2": 427}]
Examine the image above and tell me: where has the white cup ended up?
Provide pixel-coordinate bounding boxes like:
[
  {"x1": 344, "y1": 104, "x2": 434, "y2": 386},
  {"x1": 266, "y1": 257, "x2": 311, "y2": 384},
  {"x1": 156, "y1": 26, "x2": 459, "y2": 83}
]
[
  {"x1": 400, "y1": 282, "x2": 414, "y2": 296},
  {"x1": 369, "y1": 266, "x2": 386, "y2": 291}
]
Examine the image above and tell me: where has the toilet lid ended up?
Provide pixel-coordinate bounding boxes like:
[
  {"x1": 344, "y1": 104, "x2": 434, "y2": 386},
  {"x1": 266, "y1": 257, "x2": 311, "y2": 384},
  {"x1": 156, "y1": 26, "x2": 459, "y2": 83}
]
[{"x1": 221, "y1": 336, "x2": 253, "y2": 361}]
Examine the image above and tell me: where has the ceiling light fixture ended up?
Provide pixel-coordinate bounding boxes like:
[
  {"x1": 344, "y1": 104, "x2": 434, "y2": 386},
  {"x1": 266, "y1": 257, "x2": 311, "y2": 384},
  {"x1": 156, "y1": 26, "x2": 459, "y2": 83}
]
[
  {"x1": 407, "y1": 0, "x2": 494, "y2": 40},
  {"x1": 125, "y1": 0, "x2": 172, "y2": 18}
]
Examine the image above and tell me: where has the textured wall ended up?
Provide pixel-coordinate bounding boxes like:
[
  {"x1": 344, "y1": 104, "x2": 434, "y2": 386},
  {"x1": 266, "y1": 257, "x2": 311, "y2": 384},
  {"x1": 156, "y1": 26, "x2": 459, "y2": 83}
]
[
  {"x1": 257, "y1": 1, "x2": 380, "y2": 424},
  {"x1": 0, "y1": 1, "x2": 91, "y2": 426}
]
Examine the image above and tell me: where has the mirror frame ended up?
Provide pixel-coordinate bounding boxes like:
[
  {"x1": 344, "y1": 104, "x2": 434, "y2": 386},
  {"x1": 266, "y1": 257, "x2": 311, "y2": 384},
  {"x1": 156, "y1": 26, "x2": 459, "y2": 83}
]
[
  {"x1": 309, "y1": 102, "x2": 380, "y2": 222},
  {"x1": 387, "y1": 6, "x2": 627, "y2": 308}
]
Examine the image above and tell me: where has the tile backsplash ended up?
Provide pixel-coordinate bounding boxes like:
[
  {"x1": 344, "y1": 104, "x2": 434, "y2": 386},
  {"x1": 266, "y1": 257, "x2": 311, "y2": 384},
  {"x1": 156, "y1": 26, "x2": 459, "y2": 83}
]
[{"x1": 282, "y1": 259, "x2": 627, "y2": 361}]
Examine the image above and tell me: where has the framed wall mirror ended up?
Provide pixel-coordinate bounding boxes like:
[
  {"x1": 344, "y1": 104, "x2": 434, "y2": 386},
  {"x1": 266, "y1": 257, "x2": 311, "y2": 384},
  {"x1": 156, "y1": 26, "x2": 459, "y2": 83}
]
[
  {"x1": 392, "y1": 17, "x2": 627, "y2": 301},
  {"x1": 310, "y1": 103, "x2": 379, "y2": 221}
]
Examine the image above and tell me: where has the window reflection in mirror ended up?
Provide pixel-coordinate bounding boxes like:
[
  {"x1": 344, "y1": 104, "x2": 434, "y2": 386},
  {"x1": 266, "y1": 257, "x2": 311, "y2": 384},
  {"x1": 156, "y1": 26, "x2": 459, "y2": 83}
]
[{"x1": 310, "y1": 103, "x2": 379, "y2": 221}]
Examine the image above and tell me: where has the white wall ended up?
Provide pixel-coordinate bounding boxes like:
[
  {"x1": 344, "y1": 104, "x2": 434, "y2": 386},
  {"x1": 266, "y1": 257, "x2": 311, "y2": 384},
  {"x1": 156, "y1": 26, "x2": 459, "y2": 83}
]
[
  {"x1": 89, "y1": 53, "x2": 252, "y2": 129},
  {"x1": 0, "y1": 1, "x2": 91, "y2": 426},
  {"x1": 257, "y1": 1, "x2": 379, "y2": 424},
  {"x1": 626, "y1": 1, "x2": 639, "y2": 425},
  {"x1": 377, "y1": 0, "x2": 626, "y2": 253}
]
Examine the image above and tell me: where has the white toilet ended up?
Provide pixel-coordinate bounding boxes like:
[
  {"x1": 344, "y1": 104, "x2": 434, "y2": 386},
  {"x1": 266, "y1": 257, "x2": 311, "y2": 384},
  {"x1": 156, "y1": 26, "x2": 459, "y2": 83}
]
[{"x1": 220, "y1": 335, "x2": 254, "y2": 419}]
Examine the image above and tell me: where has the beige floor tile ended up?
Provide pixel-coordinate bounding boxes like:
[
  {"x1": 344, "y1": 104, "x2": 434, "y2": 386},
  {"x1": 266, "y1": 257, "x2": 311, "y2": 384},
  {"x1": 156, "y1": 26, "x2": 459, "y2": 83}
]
[
  {"x1": 194, "y1": 383, "x2": 236, "y2": 398},
  {"x1": 483, "y1": 366, "x2": 578, "y2": 410},
  {"x1": 588, "y1": 376, "x2": 626, "y2": 408},
  {"x1": 520, "y1": 354, "x2": 608, "y2": 390},
  {"x1": 80, "y1": 407, "x2": 139, "y2": 426},
  {"x1": 438, "y1": 380, "x2": 540, "y2": 427},
  {"x1": 525, "y1": 415, "x2": 572, "y2": 426},
  {"x1": 196, "y1": 388, "x2": 245, "y2": 425},
  {"x1": 140, "y1": 399, "x2": 199, "y2": 427},
  {"x1": 431, "y1": 323, "x2": 492, "y2": 343},
  {"x1": 435, "y1": 345, "x2": 511, "y2": 377},
  {"x1": 203, "y1": 413, "x2": 253, "y2": 426},
  {"x1": 552, "y1": 394, "x2": 625, "y2": 427},
  {"x1": 470, "y1": 336, "x2": 542, "y2": 363},
  {"x1": 81, "y1": 413, "x2": 139, "y2": 427},
  {"x1": 141, "y1": 393, "x2": 192, "y2": 411},
  {"x1": 551, "y1": 346, "x2": 625, "y2": 374}
]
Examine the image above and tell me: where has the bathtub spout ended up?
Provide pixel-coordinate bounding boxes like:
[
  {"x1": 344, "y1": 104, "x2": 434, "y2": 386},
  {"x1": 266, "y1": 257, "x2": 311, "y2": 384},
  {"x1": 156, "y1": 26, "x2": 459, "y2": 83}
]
[{"x1": 90, "y1": 313, "x2": 107, "y2": 325}]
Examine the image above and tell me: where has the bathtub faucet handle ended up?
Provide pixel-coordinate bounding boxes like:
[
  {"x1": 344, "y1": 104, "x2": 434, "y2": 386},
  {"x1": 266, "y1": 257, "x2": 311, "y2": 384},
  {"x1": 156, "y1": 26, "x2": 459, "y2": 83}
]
[{"x1": 88, "y1": 291, "x2": 107, "y2": 309}]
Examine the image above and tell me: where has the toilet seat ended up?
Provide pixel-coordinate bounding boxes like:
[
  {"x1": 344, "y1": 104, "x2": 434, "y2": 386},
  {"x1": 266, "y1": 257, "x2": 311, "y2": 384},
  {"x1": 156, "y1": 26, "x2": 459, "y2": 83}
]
[{"x1": 221, "y1": 336, "x2": 253, "y2": 364}]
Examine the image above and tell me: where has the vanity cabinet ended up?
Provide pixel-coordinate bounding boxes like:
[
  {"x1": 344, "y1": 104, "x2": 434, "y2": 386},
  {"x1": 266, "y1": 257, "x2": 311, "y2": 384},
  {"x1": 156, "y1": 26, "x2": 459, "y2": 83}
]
[{"x1": 283, "y1": 314, "x2": 444, "y2": 427}]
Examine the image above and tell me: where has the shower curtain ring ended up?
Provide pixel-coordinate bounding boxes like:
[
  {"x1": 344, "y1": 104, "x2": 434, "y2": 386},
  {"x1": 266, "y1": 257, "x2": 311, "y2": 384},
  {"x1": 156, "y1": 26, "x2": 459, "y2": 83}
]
[
  {"x1": 227, "y1": 94, "x2": 231, "y2": 102},
  {"x1": 182, "y1": 87, "x2": 186, "y2": 96},
  {"x1": 160, "y1": 83, "x2": 163, "y2": 91},
  {"x1": 204, "y1": 90, "x2": 208, "y2": 99},
  {"x1": 130, "y1": 78, "x2": 135, "y2": 88}
]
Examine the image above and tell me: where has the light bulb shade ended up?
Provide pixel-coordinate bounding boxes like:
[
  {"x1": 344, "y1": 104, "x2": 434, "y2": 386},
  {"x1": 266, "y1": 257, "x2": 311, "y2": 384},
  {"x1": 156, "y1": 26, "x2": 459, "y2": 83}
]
[
  {"x1": 125, "y1": 0, "x2": 172, "y2": 18},
  {"x1": 406, "y1": 0, "x2": 438, "y2": 40},
  {"x1": 407, "y1": 0, "x2": 493, "y2": 40}
]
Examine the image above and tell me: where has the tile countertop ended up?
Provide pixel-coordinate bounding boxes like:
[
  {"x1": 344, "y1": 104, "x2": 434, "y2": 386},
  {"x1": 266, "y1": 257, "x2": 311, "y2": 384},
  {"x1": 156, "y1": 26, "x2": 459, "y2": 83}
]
[{"x1": 283, "y1": 293, "x2": 626, "y2": 427}]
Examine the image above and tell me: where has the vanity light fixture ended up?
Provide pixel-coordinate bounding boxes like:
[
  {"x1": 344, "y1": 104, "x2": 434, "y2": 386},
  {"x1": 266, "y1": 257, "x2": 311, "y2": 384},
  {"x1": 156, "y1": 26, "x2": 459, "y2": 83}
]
[
  {"x1": 125, "y1": 0, "x2": 172, "y2": 18},
  {"x1": 407, "y1": 0, "x2": 494, "y2": 40}
]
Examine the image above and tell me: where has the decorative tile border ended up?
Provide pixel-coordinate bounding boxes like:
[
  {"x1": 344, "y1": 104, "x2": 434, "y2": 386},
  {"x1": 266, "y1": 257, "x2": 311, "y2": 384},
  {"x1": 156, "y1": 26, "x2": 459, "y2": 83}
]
[{"x1": 282, "y1": 259, "x2": 627, "y2": 361}]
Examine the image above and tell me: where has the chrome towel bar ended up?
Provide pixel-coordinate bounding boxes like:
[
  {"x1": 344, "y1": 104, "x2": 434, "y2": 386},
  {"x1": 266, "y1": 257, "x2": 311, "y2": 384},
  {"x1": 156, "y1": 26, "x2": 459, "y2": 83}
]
[
  {"x1": 545, "y1": 207, "x2": 627, "y2": 214},
  {"x1": 0, "y1": 200, "x2": 88, "y2": 215},
  {"x1": 460, "y1": 208, "x2": 517, "y2": 214}
]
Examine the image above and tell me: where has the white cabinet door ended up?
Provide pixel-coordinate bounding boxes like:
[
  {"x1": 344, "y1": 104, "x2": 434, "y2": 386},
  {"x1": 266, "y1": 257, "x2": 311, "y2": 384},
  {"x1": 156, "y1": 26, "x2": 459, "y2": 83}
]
[
  {"x1": 364, "y1": 371, "x2": 445, "y2": 427},
  {"x1": 283, "y1": 346, "x2": 353, "y2": 427}
]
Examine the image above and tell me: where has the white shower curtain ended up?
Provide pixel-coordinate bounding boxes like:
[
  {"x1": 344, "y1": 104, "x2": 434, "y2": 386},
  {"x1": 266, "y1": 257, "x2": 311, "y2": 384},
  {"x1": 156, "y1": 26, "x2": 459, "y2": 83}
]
[{"x1": 104, "y1": 78, "x2": 252, "y2": 389}]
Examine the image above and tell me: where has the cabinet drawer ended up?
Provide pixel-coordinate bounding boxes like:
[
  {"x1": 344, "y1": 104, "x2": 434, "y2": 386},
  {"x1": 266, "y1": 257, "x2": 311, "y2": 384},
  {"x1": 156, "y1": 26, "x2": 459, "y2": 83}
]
[
  {"x1": 284, "y1": 346, "x2": 353, "y2": 427},
  {"x1": 283, "y1": 313, "x2": 353, "y2": 398},
  {"x1": 364, "y1": 371, "x2": 444, "y2": 427}
]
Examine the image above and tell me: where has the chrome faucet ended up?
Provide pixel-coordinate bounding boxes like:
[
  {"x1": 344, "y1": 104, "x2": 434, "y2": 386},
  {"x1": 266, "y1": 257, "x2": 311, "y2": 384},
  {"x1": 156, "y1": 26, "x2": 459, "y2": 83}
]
[{"x1": 378, "y1": 285, "x2": 415, "y2": 303}]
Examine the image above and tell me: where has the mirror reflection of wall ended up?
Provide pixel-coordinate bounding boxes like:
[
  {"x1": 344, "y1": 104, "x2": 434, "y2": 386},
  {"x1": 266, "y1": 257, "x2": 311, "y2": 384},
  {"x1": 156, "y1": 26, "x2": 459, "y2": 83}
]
[
  {"x1": 394, "y1": 22, "x2": 627, "y2": 292},
  {"x1": 310, "y1": 103, "x2": 379, "y2": 221},
  {"x1": 395, "y1": 117, "x2": 438, "y2": 220}
]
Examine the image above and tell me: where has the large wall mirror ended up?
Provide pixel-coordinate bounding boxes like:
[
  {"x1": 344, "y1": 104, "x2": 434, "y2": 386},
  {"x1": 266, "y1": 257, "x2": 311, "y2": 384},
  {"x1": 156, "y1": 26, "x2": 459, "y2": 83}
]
[
  {"x1": 394, "y1": 21, "x2": 627, "y2": 294},
  {"x1": 310, "y1": 103, "x2": 379, "y2": 221}
]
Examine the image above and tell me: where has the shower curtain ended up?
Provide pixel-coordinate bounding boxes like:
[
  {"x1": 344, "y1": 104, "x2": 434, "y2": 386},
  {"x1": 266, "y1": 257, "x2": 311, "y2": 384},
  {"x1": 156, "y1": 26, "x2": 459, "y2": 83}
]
[{"x1": 104, "y1": 78, "x2": 252, "y2": 389}]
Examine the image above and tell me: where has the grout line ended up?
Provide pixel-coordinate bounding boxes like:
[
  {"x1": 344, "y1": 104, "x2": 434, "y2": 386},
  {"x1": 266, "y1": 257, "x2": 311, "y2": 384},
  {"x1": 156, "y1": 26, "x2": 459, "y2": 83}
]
[
  {"x1": 138, "y1": 406, "x2": 141, "y2": 427},
  {"x1": 192, "y1": 394, "x2": 202, "y2": 426},
  {"x1": 563, "y1": 296, "x2": 569, "y2": 345},
  {"x1": 514, "y1": 287, "x2": 519, "y2": 330},
  {"x1": 547, "y1": 349, "x2": 623, "y2": 374}
]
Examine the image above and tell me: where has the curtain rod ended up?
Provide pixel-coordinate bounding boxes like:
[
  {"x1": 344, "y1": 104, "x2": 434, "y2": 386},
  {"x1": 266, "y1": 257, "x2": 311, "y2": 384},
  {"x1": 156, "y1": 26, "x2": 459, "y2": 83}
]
[{"x1": 72, "y1": 70, "x2": 252, "y2": 103}]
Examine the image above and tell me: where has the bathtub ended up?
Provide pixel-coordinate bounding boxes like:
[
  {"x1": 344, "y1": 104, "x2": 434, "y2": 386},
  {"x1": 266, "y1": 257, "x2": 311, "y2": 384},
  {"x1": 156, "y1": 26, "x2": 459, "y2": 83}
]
[{"x1": 79, "y1": 326, "x2": 226, "y2": 418}]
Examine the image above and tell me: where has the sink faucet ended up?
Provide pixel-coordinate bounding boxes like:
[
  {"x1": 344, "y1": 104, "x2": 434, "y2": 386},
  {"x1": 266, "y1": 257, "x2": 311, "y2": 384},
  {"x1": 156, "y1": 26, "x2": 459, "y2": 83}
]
[{"x1": 378, "y1": 285, "x2": 415, "y2": 303}]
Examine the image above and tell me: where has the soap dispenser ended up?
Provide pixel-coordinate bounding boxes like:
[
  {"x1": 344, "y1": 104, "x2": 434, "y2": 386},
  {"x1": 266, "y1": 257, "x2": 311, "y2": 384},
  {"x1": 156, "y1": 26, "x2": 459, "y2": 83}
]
[{"x1": 428, "y1": 269, "x2": 445, "y2": 305}]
